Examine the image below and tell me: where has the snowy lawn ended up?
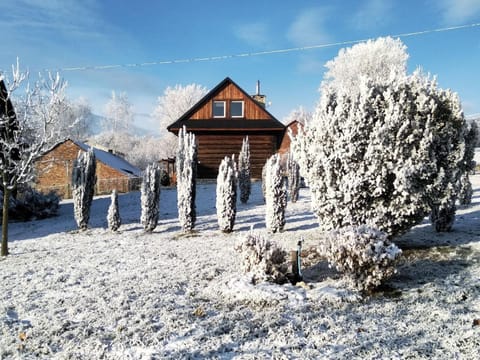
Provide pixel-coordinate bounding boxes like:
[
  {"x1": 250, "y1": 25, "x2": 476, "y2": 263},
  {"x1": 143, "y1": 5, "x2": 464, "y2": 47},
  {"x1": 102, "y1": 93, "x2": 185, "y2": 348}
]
[{"x1": 1, "y1": 176, "x2": 479, "y2": 359}]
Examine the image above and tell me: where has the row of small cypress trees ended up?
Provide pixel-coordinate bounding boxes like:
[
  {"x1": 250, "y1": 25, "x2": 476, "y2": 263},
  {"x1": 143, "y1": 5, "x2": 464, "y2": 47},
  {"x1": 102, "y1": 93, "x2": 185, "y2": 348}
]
[{"x1": 71, "y1": 128, "x2": 301, "y2": 234}]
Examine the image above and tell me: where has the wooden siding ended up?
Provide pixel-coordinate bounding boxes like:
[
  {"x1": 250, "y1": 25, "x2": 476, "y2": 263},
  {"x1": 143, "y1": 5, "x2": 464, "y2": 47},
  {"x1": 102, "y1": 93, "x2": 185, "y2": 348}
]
[
  {"x1": 34, "y1": 140, "x2": 140, "y2": 198},
  {"x1": 196, "y1": 134, "x2": 277, "y2": 178},
  {"x1": 190, "y1": 83, "x2": 272, "y2": 120}
]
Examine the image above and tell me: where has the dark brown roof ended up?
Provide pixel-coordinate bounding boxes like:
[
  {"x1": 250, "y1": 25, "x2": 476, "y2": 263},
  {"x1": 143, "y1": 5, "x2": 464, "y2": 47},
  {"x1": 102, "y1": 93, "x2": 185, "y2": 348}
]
[{"x1": 167, "y1": 77, "x2": 285, "y2": 133}]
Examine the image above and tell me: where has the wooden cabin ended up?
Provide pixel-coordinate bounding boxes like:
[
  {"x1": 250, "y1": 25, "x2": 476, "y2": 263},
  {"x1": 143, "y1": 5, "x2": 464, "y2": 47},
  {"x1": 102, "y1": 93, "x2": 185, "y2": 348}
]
[
  {"x1": 34, "y1": 139, "x2": 142, "y2": 198},
  {"x1": 167, "y1": 77, "x2": 286, "y2": 178}
]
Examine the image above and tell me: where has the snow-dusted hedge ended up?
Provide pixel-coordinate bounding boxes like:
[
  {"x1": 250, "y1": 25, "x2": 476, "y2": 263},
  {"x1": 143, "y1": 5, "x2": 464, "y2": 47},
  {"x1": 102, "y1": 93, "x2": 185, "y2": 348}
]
[
  {"x1": 107, "y1": 189, "x2": 121, "y2": 231},
  {"x1": 320, "y1": 225, "x2": 402, "y2": 292},
  {"x1": 140, "y1": 163, "x2": 161, "y2": 232},
  {"x1": 72, "y1": 149, "x2": 96, "y2": 230},
  {"x1": 176, "y1": 126, "x2": 197, "y2": 232},
  {"x1": 0, "y1": 188, "x2": 60, "y2": 220},
  {"x1": 238, "y1": 136, "x2": 251, "y2": 204},
  {"x1": 216, "y1": 155, "x2": 237, "y2": 232},
  {"x1": 235, "y1": 231, "x2": 289, "y2": 285},
  {"x1": 265, "y1": 154, "x2": 287, "y2": 233}
]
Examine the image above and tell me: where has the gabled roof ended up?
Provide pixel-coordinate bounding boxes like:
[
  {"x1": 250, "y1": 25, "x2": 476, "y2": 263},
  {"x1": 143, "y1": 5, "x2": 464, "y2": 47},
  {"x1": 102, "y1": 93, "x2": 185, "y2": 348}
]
[
  {"x1": 167, "y1": 77, "x2": 285, "y2": 133},
  {"x1": 45, "y1": 139, "x2": 142, "y2": 177}
]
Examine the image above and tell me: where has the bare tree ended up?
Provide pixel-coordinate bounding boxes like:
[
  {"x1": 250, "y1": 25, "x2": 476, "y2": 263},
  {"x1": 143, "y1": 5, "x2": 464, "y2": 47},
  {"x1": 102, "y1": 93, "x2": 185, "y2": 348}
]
[
  {"x1": 152, "y1": 84, "x2": 207, "y2": 158},
  {"x1": 102, "y1": 91, "x2": 133, "y2": 153},
  {"x1": 1, "y1": 60, "x2": 66, "y2": 256}
]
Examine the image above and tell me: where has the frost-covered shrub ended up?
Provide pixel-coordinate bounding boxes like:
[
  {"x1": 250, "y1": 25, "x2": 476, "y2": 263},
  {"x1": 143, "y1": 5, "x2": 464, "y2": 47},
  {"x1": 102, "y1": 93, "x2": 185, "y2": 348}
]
[
  {"x1": 265, "y1": 154, "x2": 287, "y2": 233},
  {"x1": 140, "y1": 163, "x2": 161, "y2": 232},
  {"x1": 458, "y1": 173, "x2": 473, "y2": 206},
  {"x1": 458, "y1": 121, "x2": 477, "y2": 205},
  {"x1": 176, "y1": 126, "x2": 197, "y2": 232},
  {"x1": 72, "y1": 149, "x2": 96, "y2": 230},
  {"x1": 107, "y1": 189, "x2": 121, "y2": 231},
  {"x1": 261, "y1": 162, "x2": 267, "y2": 202},
  {"x1": 320, "y1": 225, "x2": 402, "y2": 292},
  {"x1": 216, "y1": 156, "x2": 237, "y2": 232},
  {"x1": 238, "y1": 136, "x2": 251, "y2": 204},
  {"x1": 287, "y1": 152, "x2": 300, "y2": 203},
  {"x1": 292, "y1": 37, "x2": 467, "y2": 238},
  {"x1": 235, "y1": 231, "x2": 289, "y2": 284},
  {"x1": 430, "y1": 203, "x2": 456, "y2": 232},
  {"x1": 0, "y1": 188, "x2": 60, "y2": 220}
]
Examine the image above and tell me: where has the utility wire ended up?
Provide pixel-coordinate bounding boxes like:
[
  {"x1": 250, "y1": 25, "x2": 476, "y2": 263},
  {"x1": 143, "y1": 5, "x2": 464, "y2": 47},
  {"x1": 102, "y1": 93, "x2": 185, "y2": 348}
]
[{"x1": 41, "y1": 21, "x2": 480, "y2": 73}]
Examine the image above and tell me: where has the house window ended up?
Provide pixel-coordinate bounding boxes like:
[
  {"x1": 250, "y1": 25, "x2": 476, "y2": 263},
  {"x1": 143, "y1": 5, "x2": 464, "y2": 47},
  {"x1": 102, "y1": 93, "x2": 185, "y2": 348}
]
[
  {"x1": 231, "y1": 101, "x2": 244, "y2": 118},
  {"x1": 213, "y1": 101, "x2": 226, "y2": 118}
]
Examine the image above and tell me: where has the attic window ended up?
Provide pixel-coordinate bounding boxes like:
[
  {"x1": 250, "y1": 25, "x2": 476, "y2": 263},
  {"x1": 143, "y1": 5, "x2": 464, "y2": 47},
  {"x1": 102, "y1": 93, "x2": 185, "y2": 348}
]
[
  {"x1": 231, "y1": 101, "x2": 244, "y2": 118},
  {"x1": 213, "y1": 101, "x2": 226, "y2": 118}
]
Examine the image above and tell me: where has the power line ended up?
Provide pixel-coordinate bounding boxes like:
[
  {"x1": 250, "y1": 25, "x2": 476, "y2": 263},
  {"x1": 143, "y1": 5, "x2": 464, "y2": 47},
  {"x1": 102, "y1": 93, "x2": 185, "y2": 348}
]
[{"x1": 40, "y1": 21, "x2": 480, "y2": 73}]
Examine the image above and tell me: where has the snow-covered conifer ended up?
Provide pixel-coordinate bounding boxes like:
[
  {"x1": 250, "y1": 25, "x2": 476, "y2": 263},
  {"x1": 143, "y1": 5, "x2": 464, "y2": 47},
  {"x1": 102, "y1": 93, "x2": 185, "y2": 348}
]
[
  {"x1": 216, "y1": 155, "x2": 237, "y2": 232},
  {"x1": 140, "y1": 163, "x2": 161, "y2": 232},
  {"x1": 176, "y1": 126, "x2": 197, "y2": 232},
  {"x1": 427, "y1": 89, "x2": 466, "y2": 232},
  {"x1": 320, "y1": 225, "x2": 402, "y2": 292},
  {"x1": 458, "y1": 121, "x2": 477, "y2": 205},
  {"x1": 265, "y1": 154, "x2": 287, "y2": 233},
  {"x1": 72, "y1": 149, "x2": 96, "y2": 230},
  {"x1": 291, "y1": 37, "x2": 467, "y2": 238},
  {"x1": 235, "y1": 230, "x2": 288, "y2": 284},
  {"x1": 238, "y1": 136, "x2": 251, "y2": 204},
  {"x1": 107, "y1": 189, "x2": 121, "y2": 231},
  {"x1": 261, "y1": 161, "x2": 267, "y2": 202},
  {"x1": 287, "y1": 151, "x2": 300, "y2": 203}
]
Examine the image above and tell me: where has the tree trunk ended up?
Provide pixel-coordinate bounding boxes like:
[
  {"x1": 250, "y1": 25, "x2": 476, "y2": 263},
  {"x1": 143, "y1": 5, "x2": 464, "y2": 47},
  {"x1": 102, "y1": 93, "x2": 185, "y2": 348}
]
[{"x1": 1, "y1": 186, "x2": 9, "y2": 256}]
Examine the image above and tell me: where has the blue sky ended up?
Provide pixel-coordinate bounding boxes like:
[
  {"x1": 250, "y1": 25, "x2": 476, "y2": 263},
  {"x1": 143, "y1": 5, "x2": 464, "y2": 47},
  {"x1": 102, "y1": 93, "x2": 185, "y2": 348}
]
[{"x1": 1, "y1": 0, "x2": 480, "y2": 133}]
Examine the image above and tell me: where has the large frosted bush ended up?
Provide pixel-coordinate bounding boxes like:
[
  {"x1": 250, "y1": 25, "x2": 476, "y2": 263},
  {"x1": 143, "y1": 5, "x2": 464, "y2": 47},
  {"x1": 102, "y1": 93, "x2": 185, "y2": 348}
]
[
  {"x1": 216, "y1": 155, "x2": 237, "y2": 232},
  {"x1": 235, "y1": 231, "x2": 288, "y2": 285},
  {"x1": 320, "y1": 225, "x2": 402, "y2": 292},
  {"x1": 292, "y1": 37, "x2": 467, "y2": 238},
  {"x1": 458, "y1": 121, "x2": 477, "y2": 205},
  {"x1": 265, "y1": 154, "x2": 287, "y2": 233},
  {"x1": 140, "y1": 163, "x2": 161, "y2": 232},
  {"x1": 238, "y1": 136, "x2": 251, "y2": 204},
  {"x1": 176, "y1": 126, "x2": 197, "y2": 232},
  {"x1": 72, "y1": 149, "x2": 96, "y2": 230}
]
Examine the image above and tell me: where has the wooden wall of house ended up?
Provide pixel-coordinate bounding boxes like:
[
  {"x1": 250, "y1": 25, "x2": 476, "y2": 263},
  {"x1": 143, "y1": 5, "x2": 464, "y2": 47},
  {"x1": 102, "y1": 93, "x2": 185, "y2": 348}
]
[
  {"x1": 190, "y1": 83, "x2": 272, "y2": 120},
  {"x1": 196, "y1": 133, "x2": 279, "y2": 178},
  {"x1": 34, "y1": 140, "x2": 138, "y2": 198}
]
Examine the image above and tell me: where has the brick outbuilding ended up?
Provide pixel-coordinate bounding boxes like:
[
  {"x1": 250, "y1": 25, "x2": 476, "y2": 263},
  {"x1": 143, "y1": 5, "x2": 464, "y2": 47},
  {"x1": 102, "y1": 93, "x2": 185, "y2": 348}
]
[{"x1": 34, "y1": 139, "x2": 142, "y2": 198}]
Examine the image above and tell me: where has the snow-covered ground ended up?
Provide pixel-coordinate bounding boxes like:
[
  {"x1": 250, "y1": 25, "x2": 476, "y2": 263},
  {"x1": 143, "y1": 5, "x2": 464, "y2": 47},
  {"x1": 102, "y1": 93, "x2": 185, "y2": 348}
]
[{"x1": 1, "y1": 176, "x2": 479, "y2": 359}]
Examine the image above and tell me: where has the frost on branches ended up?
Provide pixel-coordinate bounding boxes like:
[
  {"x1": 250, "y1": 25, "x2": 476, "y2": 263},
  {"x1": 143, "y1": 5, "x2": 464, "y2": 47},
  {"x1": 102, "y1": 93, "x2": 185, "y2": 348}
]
[
  {"x1": 235, "y1": 231, "x2": 289, "y2": 285},
  {"x1": 140, "y1": 163, "x2": 161, "y2": 232},
  {"x1": 265, "y1": 154, "x2": 287, "y2": 233},
  {"x1": 72, "y1": 149, "x2": 96, "y2": 230},
  {"x1": 238, "y1": 136, "x2": 251, "y2": 204},
  {"x1": 291, "y1": 37, "x2": 468, "y2": 238},
  {"x1": 107, "y1": 189, "x2": 121, "y2": 232},
  {"x1": 320, "y1": 225, "x2": 402, "y2": 293},
  {"x1": 287, "y1": 151, "x2": 300, "y2": 203},
  {"x1": 216, "y1": 155, "x2": 237, "y2": 233},
  {"x1": 1, "y1": 61, "x2": 67, "y2": 255},
  {"x1": 176, "y1": 126, "x2": 197, "y2": 232}
]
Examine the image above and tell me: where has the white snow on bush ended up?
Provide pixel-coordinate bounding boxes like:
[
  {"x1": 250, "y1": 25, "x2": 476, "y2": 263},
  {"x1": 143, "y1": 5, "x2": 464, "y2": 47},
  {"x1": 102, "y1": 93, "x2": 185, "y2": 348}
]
[
  {"x1": 216, "y1": 156, "x2": 237, "y2": 232},
  {"x1": 320, "y1": 225, "x2": 402, "y2": 292}
]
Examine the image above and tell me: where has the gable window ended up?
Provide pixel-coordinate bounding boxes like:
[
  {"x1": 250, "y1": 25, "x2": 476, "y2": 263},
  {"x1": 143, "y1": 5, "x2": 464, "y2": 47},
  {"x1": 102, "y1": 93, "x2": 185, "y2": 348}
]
[
  {"x1": 231, "y1": 101, "x2": 244, "y2": 118},
  {"x1": 213, "y1": 101, "x2": 226, "y2": 118}
]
